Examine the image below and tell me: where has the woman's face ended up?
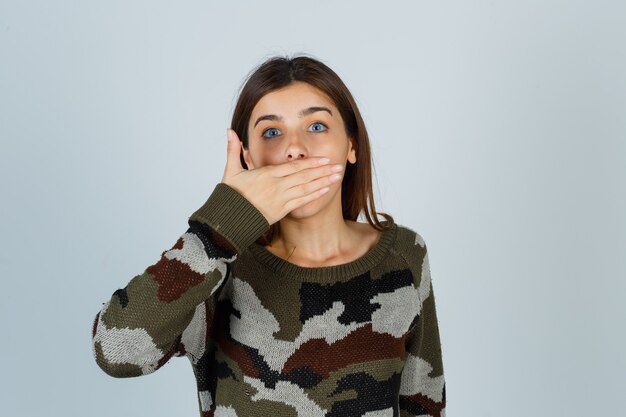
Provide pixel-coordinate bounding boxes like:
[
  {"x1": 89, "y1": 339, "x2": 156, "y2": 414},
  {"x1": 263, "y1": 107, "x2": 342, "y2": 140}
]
[{"x1": 242, "y1": 81, "x2": 356, "y2": 171}]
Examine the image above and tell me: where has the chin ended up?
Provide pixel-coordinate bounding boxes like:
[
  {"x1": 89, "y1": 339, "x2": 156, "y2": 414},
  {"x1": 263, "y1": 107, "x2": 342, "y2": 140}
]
[{"x1": 286, "y1": 200, "x2": 323, "y2": 219}]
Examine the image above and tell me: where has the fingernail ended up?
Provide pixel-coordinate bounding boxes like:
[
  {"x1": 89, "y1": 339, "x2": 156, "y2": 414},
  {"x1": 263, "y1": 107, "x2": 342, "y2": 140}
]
[
  {"x1": 226, "y1": 129, "x2": 232, "y2": 142},
  {"x1": 318, "y1": 158, "x2": 330, "y2": 164}
]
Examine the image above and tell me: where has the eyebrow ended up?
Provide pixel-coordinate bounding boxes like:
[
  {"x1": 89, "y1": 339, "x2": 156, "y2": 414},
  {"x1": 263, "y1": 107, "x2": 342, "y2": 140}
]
[{"x1": 253, "y1": 106, "x2": 333, "y2": 128}]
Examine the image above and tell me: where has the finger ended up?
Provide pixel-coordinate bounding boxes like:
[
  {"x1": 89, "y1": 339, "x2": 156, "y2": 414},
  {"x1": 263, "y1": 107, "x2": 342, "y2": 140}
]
[
  {"x1": 269, "y1": 156, "x2": 331, "y2": 178},
  {"x1": 224, "y1": 128, "x2": 244, "y2": 178},
  {"x1": 280, "y1": 161, "x2": 344, "y2": 191},
  {"x1": 282, "y1": 170, "x2": 342, "y2": 205},
  {"x1": 282, "y1": 181, "x2": 333, "y2": 213}
]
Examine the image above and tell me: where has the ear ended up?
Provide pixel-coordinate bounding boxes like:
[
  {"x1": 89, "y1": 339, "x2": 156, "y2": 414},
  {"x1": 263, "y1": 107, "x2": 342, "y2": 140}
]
[
  {"x1": 347, "y1": 138, "x2": 357, "y2": 164},
  {"x1": 242, "y1": 146, "x2": 255, "y2": 170}
]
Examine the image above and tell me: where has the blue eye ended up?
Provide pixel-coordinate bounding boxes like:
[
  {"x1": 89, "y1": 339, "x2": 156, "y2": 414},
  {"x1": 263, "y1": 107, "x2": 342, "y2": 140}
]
[
  {"x1": 262, "y1": 128, "x2": 282, "y2": 139},
  {"x1": 261, "y1": 123, "x2": 327, "y2": 139},
  {"x1": 309, "y1": 122, "x2": 328, "y2": 132}
]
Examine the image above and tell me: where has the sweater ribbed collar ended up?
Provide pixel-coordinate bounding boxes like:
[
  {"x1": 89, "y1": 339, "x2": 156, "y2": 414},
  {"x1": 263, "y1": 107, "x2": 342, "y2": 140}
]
[{"x1": 248, "y1": 221, "x2": 397, "y2": 282}]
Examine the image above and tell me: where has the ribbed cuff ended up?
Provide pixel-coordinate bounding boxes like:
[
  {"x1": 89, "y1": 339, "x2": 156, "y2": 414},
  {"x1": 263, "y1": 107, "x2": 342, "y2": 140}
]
[{"x1": 189, "y1": 182, "x2": 270, "y2": 254}]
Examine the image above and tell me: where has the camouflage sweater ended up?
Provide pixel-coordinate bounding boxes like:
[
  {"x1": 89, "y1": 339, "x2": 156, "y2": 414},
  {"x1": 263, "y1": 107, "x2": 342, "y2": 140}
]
[{"x1": 91, "y1": 182, "x2": 446, "y2": 417}]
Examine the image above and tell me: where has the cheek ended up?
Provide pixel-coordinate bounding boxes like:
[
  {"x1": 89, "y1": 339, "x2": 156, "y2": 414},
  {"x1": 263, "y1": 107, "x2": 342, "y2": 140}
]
[
  {"x1": 260, "y1": 154, "x2": 282, "y2": 166},
  {"x1": 310, "y1": 139, "x2": 341, "y2": 155},
  {"x1": 246, "y1": 144, "x2": 274, "y2": 167},
  {"x1": 322, "y1": 146, "x2": 350, "y2": 164}
]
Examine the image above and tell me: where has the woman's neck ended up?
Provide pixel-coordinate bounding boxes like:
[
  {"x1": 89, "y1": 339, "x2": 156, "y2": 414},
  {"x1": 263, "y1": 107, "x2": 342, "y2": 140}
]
[
  {"x1": 269, "y1": 214, "x2": 353, "y2": 259},
  {"x1": 266, "y1": 217, "x2": 381, "y2": 268}
]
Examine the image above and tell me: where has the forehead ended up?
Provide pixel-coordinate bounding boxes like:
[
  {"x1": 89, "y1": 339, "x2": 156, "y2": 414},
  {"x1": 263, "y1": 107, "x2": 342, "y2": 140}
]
[{"x1": 251, "y1": 82, "x2": 336, "y2": 116}]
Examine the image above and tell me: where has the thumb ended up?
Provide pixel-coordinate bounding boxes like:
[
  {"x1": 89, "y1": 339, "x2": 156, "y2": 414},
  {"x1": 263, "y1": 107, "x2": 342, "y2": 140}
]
[{"x1": 224, "y1": 128, "x2": 244, "y2": 178}]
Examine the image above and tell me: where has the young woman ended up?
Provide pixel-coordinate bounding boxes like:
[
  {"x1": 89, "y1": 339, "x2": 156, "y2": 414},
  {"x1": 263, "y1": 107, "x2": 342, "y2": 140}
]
[{"x1": 92, "y1": 54, "x2": 446, "y2": 417}]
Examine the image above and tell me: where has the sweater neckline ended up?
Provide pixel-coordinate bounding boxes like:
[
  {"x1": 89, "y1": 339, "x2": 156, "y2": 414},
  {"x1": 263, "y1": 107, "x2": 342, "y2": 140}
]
[{"x1": 248, "y1": 220, "x2": 397, "y2": 282}]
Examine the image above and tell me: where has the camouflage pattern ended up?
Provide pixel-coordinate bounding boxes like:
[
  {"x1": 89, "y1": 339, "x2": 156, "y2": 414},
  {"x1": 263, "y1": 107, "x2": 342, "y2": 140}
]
[{"x1": 92, "y1": 183, "x2": 446, "y2": 416}]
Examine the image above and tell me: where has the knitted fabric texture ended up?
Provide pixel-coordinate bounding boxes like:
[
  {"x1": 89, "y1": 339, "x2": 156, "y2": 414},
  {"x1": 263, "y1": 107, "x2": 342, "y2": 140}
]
[{"x1": 91, "y1": 182, "x2": 446, "y2": 417}]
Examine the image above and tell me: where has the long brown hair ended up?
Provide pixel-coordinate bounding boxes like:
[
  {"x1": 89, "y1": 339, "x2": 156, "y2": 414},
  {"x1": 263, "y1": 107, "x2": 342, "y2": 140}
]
[{"x1": 230, "y1": 54, "x2": 394, "y2": 246}]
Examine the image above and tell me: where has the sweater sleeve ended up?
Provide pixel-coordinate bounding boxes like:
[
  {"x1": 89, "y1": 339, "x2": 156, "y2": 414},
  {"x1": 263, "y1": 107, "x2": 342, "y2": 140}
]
[
  {"x1": 399, "y1": 238, "x2": 446, "y2": 417},
  {"x1": 91, "y1": 182, "x2": 270, "y2": 378}
]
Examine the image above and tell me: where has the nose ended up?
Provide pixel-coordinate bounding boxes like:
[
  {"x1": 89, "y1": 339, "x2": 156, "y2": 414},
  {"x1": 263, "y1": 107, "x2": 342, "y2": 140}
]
[{"x1": 285, "y1": 132, "x2": 308, "y2": 161}]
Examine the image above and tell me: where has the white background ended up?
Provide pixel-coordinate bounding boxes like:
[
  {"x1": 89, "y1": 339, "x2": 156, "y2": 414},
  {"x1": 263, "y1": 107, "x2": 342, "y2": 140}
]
[{"x1": 1, "y1": 1, "x2": 624, "y2": 416}]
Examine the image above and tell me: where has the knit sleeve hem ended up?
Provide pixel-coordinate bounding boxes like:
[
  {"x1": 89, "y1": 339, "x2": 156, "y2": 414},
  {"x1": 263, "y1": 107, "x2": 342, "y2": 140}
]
[{"x1": 189, "y1": 182, "x2": 270, "y2": 254}]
